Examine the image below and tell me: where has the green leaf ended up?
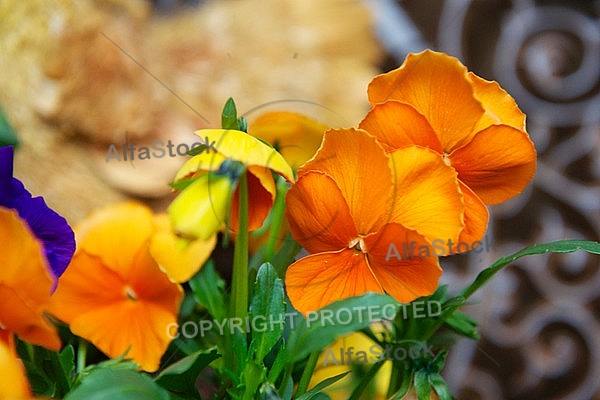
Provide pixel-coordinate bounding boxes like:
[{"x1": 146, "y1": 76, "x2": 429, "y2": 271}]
[
  {"x1": 250, "y1": 263, "x2": 286, "y2": 363},
  {"x1": 0, "y1": 106, "x2": 18, "y2": 147},
  {"x1": 288, "y1": 293, "x2": 399, "y2": 362},
  {"x1": 429, "y1": 373, "x2": 452, "y2": 400},
  {"x1": 242, "y1": 361, "x2": 266, "y2": 400},
  {"x1": 414, "y1": 370, "x2": 431, "y2": 400},
  {"x1": 169, "y1": 177, "x2": 197, "y2": 191},
  {"x1": 460, "y1": 240, "x2": 600, "y2": 299},
  {"x1": 154, "y1": 347, "x2": 220, "y2": 395},
  {"x1": 65, "y1": 369, "x2": 170, "y2": 400},
  {"x1": 295, "y1": 371, "x2": 350, "y2": 400},
  {"x1": 443, "y1": 310, "x2": 479, "y2": 340},
  {"x1": 222, "y1": 97, "x2": 239, "y2": 130},
  {"x1": 189, "y1": 260, "x2": 226, "y2": 321}
]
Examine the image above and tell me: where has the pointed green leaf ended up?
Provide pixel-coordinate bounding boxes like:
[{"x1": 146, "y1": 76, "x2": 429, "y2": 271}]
[
  {"x1": 65, "y1": 369, "x2": 170, "y2": 400},
  {"x1": 155, "y1": 347, "x2": 220, "y2": 395},
  {"x1": 461, "y1": 240, "x2": 600, "y2": 300},
  {"x1": 222, "y1": 97, "x2": 239, "y2": 130},
  {"x1": 288, "y1": 293, "x2": 399, "y2": 362},
  {"x1": 429, "y1": 373, "x2": 452, "y2": 400},
  {"x1": 295, "y1": 371, "x2": 350, "y2": 400},
  {"x1": 0, "y1": 107, "x2": 18, "y2": 147},
  {"x1": 189, "y1": 260, "x2": 226, "y2": 321},
  {"x1": 250, "y1": 263, "x2": 286, "y2": 362}
]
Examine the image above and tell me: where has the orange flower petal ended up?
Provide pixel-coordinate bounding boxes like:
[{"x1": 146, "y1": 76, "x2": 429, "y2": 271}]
[
  {"x1": 450, "y1": 125, "x2": 537, "y2": 204},
  {"x1": 248, "y1": 111, "x2": 328, "y2": 167},
  {"x1": 367, "y1": 50, "x2": 485, "y2": 151},
  {"x1": 388, "y1": 147, "x2": 464, "y2": 250},
  {"x1": 49, "y1": 234, "x2": 182, "y2": 372},
  {"x1": 150, "y1": 214, "x2": 217, "y2": 283},
  {"x1": 456, "y1": 182, "x2": 489, "y2": 247},
  {"x1": 285, "y1": 249, "x2": 383, "y2": 315},
  {"x1": 194, "y1": 129, "x2": 294, "y2": 183},
  {"x1": 365, "y1": 223, "x2": 442, "y2": 303},
  {"x1": 468, "y1": 72, "x2": 526, "y2": 132},
  {"x1": 298, "y1": 128, "x2": 394, "y2": 234},
  {"x1": 230, "y1": 167, "x2": 276, "y2": 232},
  {"x1": 285, "y1": 171, "x2": 357, "y2": 253},
  {"x1": 0, "y1": 339, "x2": 31, "y2": 398},
  {"x1": 74, "y1": 202, "x2": 154, "y2": 278},
  {"x1": 0, "y1": 207, "x2": 60, "y2": 350},
  {"x1": 359, "y1": 101, "x2": 442, "y2": 153}
]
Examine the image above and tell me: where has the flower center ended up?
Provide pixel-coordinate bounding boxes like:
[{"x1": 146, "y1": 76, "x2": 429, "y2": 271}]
[
  {"x1": 442, "y1": 152, "x2": 452, "y2": 167},
  {"x1": 348, "y1": 236, "x2": 367, "y2": 253},
  {"x1": 124, "y1": 285, "x2": 138, "y2": 301}
]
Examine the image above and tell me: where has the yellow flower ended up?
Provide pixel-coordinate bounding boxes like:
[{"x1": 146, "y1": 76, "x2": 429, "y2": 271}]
[{"x1": 171, "y1": 129, "x2": 294, "y2": 238}]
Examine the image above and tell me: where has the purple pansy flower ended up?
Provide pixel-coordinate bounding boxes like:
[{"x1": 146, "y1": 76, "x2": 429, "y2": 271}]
[{"x1": 0, "y1": 146, "x2": 75, "y2": 279}]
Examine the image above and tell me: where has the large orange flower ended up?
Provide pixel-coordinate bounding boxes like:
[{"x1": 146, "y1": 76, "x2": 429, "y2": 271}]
[
  {"x1": 0, "y1": 337, "x2": 31, "y2": 399},
  {"x1": 0, "y1": 206, "x2": 60, "y2": 351},
  {"x1": 285, "y1": 129, "x2": 463, "y2": 314},
  {"x1": 362, "y1": 49, "x2": 536, "y2": 243},
  {"x1": 48, "y1": 202, "x2": 183, "y2": 372}
]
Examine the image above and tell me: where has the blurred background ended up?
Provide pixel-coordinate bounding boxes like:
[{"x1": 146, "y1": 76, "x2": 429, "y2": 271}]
[{"x1": 1, "y1": 0, "x2": 599, "y2": 399}]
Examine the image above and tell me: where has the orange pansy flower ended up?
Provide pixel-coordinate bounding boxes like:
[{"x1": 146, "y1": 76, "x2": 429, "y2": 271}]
[
  {"x1": 0, "y1": 338, "x2": 31, "y2": 399},
  {"x1": 0, "y1": 206, "x2": 61, "y2": 351},
  {"x1": 363, "y1": 49, "x2": 536, "y2": 243},
  {"x1": 285, "y1": 129, "x2": 463, "y2": 314},
  {"x1": 48, "y1": 202, "x2": 183, "y2": 372}
]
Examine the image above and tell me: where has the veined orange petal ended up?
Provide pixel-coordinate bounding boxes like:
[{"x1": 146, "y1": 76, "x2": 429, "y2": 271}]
[
  {"x1": 285, "y1": 249, "x2": 384, "y2": 315},
  {"x1": 367, "y1": 50, "x2": 485, "y2": 151},
  {"x1": 0, "y1": 207, "x2": 60, "y2": 350},
  {"x1": 365, "y1": 223, "x2": 441, "y2": 303},
  {"x1": 298, "y1": 128, "x2": 394, "y2": 234},
  {"x1": 194, "y1": 129, "x2": 294, "y2": 183},
  {"x1": 388, "y1": 147, "x2": 464, "y2": 250},
  {"x1": 285, "y1": 172, "x2": 357, "y2": 253},
  {"x1": 248, "y1": 111, "x2": 328, "y2": 167},
  {"x1": 150, "y1": 214, "x2": 217, "y2": 283},
  {"x1": 468, "y1": 72, "x2": 526, "y2": 132},
  {"x1": 74, "y1": 202, "x2": 154, "y2": 278},
  {"x1": 359, "y1": 101, "x2": 442, "y2": 153},
  {"x1": 450, "y1": 125, "x2": 537, "y2": 204},
  {"x1": 456, "y1": 182, "x2": 488, "y2": 247},
  {"x1": 0, "y1": 339, "x2": 31, "y2": 398},
  {"x1": 49, "y1": 249, "x2": 182, "y2": 372},
  {"x1": 230, "y1": 167, "x2": 276, "y2": 232}
]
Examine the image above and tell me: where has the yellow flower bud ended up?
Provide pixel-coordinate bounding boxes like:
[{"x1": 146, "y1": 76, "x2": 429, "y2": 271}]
[{"x1": 168, "y1": 174, "x2": 232, "y2": 241}]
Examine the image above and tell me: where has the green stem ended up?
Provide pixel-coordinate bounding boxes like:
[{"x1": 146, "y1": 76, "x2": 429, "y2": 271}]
[
  {"x1": 348, "y1": 359, "x2": 385, "y2": 400},
  {"x1": 231, "y1": 170, "x2": 249, "y2": 321},
  {"x1": 263, "y1": 175, "x2": 287, "y2": 262},
  {"x1": 227, "y1": 171, "x2": 249, "y2": 371},
  {"x1": 77, "y1": 338, "x2": 87, "y2": 373},
  {"x1": 296, "y1": 351, "x2": 320, "y2": 396}
]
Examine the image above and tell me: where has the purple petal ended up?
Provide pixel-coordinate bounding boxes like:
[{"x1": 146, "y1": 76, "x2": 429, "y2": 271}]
[{"x1": 1, "y1": 145, "x2": 75, "y2": 280}]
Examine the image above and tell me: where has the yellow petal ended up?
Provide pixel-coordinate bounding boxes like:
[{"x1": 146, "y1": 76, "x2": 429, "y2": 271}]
[
  {"x1": 150, "y1": 214, "x2": 217, "y2": 283},
  {"x1": 194, "y1": 129, "x2": 294, "y2": 183},
  {"x1": 248, "y1": 111, "x2": 328, "y2": 167},
  {"x1": 168, "y1": 174, "x2": 232, "y2": 241},
  {"x1": 174, "y1": 152, "x2": 227, "y2": 181}
]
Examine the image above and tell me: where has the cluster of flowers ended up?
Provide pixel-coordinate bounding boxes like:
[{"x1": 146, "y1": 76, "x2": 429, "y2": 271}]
[{"x1": 0, "y1": 50, "x2": 536, "y2": 398}]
